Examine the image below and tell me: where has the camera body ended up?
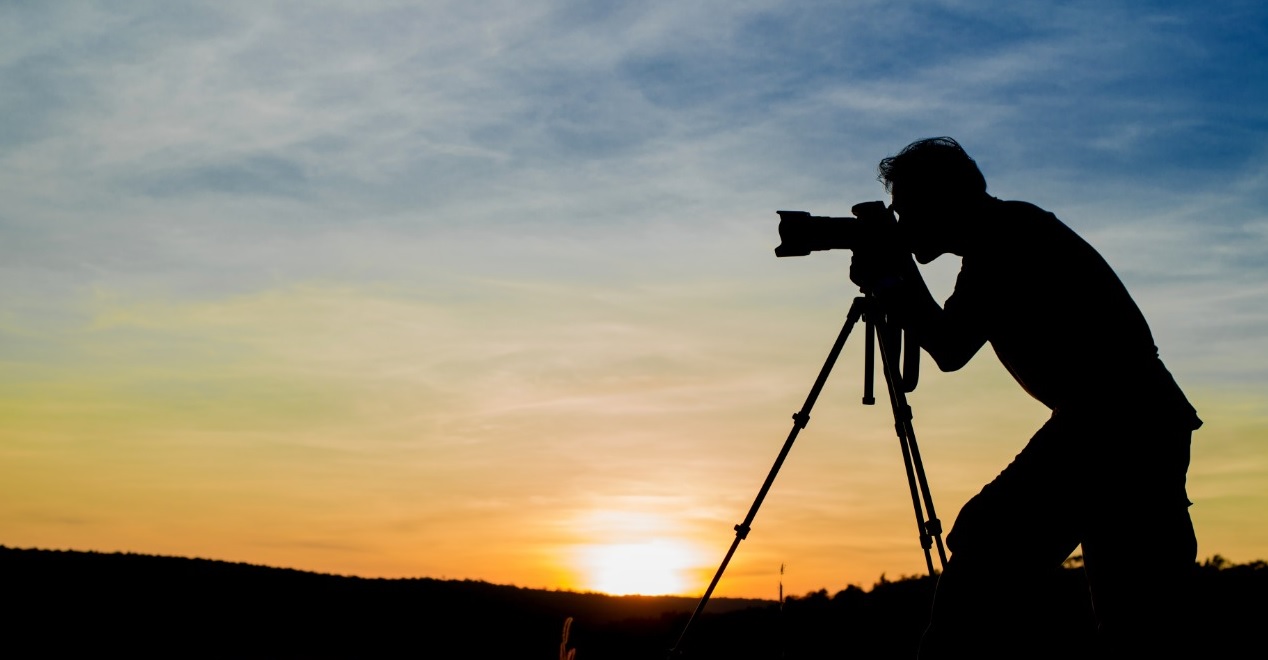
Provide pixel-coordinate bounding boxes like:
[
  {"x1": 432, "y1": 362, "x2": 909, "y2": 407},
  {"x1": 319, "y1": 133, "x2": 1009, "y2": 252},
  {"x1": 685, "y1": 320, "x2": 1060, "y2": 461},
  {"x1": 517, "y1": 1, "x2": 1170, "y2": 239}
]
[{"x1": 774, "y1": 203, "x2": 897, "y2": 257}]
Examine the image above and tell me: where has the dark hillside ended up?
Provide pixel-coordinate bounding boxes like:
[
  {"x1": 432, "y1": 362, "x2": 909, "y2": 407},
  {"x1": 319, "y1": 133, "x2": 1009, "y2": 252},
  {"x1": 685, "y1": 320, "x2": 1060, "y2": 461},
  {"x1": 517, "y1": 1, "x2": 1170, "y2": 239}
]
[
  {"x1": 2, "y1": 546, "x2": 1262, "y2": 658},
  {"x1": 0, "y1": 545, "x2": 759, "y2": 658}
]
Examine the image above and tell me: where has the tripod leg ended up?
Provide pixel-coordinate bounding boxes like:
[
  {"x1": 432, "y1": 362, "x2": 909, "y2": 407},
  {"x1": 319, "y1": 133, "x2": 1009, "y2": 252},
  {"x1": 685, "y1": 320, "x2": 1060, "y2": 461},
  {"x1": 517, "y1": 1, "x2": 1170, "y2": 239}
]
[
  {"x1": 669, "y1": 298, "x2": 868, "y2": 657},
  {"x1": 871, "y1": 304, "x2": 949, "y2": 572}
]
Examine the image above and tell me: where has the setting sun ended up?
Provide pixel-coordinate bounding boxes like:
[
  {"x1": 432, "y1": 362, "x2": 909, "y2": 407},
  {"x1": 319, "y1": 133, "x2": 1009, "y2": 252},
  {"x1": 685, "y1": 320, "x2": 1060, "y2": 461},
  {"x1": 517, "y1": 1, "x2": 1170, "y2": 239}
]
[{"x1": 580, "y1": 540, "x2": 700, "y2": 596}]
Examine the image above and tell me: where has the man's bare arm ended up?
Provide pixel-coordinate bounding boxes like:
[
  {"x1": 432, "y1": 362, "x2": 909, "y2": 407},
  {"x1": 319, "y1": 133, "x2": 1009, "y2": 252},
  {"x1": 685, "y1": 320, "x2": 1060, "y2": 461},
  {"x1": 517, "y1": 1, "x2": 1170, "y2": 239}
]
[{"x1": 868, "y1": 260, "x2": 987, "y2": 372}]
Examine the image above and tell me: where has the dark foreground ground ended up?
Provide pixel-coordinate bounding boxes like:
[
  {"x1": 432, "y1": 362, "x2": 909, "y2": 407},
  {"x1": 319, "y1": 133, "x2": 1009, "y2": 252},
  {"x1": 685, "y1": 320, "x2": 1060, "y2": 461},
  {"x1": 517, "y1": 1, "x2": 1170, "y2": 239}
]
[{"x1": 2, "y1": 546, "x2": 1262, "y2": 659}]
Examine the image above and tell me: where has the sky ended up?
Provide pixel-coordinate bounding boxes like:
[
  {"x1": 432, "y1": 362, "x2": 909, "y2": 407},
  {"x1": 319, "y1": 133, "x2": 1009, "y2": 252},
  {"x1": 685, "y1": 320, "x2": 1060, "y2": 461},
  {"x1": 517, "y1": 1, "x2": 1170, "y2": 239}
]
[{"x1": 2, "y1": 0, "x2": 1266, "y2": 600}]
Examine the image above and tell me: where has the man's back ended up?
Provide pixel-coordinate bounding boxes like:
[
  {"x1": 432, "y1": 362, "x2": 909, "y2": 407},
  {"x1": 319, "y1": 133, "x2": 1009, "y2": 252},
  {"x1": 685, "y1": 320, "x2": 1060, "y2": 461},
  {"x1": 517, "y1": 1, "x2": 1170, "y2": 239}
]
[{"x1": 943, "y1": 199, "x2": 1199, "y2": 425}]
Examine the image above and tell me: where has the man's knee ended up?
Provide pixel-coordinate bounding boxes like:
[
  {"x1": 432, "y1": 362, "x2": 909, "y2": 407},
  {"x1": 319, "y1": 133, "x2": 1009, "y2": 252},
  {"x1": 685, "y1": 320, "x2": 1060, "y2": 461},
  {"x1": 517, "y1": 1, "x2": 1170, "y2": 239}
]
[{"x1": 946, "y1": 493, "x2": 1071, "y2": 565}]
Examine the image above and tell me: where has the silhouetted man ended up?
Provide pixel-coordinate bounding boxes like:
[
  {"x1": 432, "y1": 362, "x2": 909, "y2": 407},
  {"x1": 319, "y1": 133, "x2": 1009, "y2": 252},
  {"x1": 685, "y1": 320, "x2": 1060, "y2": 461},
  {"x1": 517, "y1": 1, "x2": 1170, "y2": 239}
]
[{"x1": 848, "y1": 137, "x2": 1200, "y2": 658}]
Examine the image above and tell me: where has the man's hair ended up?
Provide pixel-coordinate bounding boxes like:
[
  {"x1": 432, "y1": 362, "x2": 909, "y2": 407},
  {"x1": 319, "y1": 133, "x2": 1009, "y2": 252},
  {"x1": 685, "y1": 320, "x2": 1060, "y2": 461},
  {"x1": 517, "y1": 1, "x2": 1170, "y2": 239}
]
[{"x1": 877, "y1": 137, "x2": 987, "y2": 198}]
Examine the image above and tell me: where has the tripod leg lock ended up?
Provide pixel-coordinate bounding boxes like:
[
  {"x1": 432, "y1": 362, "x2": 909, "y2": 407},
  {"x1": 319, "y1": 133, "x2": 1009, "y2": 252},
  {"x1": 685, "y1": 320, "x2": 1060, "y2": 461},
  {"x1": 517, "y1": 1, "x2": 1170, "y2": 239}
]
[
  {"x1": 895, "y1": 404, "x2": 913, "y2": 423},
  {"x1": 791, "y1": 411, "x2": 810, "y2": 429}
]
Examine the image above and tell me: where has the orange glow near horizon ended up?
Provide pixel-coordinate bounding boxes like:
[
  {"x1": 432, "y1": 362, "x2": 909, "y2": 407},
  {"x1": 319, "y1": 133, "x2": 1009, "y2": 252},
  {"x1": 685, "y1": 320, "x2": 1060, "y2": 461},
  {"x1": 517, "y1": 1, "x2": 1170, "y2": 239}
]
[{"x1": 2, "y1": 283, "x2": 1263, "y2": 601}]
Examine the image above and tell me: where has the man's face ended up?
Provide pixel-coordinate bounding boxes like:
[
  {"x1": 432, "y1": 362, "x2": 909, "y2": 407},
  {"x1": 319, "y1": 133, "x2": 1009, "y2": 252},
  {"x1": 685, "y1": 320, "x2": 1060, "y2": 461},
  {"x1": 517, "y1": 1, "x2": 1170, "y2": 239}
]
[{"x1": 890, "y1": 182, "x2": 959, "y2": 264}]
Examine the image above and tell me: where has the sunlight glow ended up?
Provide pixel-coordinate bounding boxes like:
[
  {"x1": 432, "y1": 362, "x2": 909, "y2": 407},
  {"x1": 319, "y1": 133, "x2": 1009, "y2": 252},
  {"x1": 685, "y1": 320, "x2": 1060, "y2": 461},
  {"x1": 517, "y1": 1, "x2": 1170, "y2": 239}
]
[{"x1": 581, "y1": 540, "x2": 699, "y2": 596}]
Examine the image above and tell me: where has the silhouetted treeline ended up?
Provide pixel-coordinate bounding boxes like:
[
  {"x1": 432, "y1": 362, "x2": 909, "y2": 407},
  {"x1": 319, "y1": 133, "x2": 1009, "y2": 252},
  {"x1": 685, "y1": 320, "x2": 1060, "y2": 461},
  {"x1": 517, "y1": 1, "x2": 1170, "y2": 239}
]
[{"x1": 1, "y1": 546, "x2": 1263, "y2": 658}]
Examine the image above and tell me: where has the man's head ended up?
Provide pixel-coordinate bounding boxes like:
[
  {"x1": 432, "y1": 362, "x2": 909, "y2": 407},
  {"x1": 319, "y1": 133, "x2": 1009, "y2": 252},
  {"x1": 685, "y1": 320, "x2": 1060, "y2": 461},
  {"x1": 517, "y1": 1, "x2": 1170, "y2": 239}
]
[{"x1": 877, "y1": 137, "x2": 988, "y2": 263}]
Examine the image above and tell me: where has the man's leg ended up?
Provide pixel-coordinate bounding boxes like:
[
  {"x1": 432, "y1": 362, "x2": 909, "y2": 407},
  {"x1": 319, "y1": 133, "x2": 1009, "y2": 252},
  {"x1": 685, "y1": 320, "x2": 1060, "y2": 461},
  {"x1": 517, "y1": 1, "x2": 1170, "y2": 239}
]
[
  {"x1": 919, "y1": 416, "x2": 1085, "y2": 659},
  {"x1": 1082, "y1": 428, "x2": 1197, "y2": 657}
]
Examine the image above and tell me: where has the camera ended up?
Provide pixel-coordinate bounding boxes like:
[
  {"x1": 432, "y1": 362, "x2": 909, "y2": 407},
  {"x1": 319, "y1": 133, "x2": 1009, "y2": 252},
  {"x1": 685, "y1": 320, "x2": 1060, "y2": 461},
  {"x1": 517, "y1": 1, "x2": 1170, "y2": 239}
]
[{"x1": 773, "y1": 202, "x2": 897, "y2": 257}]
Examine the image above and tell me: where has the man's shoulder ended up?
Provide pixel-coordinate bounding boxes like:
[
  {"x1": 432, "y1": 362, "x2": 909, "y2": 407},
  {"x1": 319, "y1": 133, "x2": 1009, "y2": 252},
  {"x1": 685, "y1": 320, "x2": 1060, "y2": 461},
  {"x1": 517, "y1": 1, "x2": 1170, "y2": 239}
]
[
  {"x1": 991, "y1": 198, "x2": 1059, "y2": 221},
  {"x1": 965, "y1": 199, "x2": 1092, "y2": 276},
  {"x1": 982, "y1": 198, "x2": 1078, "y2": 242}
]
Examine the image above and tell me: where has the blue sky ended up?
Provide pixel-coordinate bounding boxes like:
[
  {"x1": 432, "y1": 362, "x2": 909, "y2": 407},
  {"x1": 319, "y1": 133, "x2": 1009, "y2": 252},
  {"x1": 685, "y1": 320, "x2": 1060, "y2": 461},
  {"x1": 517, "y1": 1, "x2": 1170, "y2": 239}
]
[{"x1": 2, "y1": 1, "x2": 1266, "y2": 596}]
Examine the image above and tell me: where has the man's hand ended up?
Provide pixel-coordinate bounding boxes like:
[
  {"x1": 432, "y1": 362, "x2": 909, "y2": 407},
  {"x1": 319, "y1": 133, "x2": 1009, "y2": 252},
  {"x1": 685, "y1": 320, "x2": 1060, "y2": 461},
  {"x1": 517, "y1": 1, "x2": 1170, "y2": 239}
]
[
  {"x1": 850, "y1": 251, "x2": 904, "y2": 295},
  {"x1": 848, "y1": 201, "x2": 917, "y2": 296}
]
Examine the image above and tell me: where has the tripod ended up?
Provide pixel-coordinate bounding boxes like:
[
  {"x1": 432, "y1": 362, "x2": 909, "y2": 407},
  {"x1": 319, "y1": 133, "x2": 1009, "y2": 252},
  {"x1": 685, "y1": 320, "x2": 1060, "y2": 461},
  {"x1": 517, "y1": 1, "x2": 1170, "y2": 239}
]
[{"x1": 669, "y1": 294, "x2": 948, "y2": 657}]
